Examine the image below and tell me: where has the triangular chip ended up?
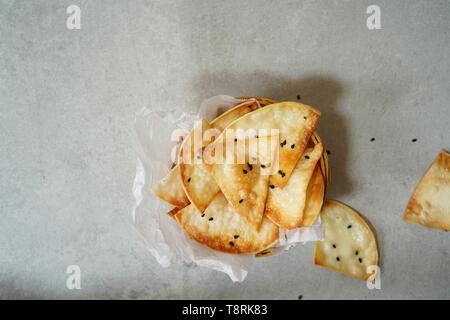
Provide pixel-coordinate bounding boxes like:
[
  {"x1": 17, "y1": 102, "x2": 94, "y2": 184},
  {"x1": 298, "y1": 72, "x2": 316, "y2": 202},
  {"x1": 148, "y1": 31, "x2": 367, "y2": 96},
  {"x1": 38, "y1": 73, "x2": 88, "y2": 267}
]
[
  {"x1": 179, "y1": 120, "x2": 220, "y2": 212},
  {"x1": 179, "y1": 102, "x2": 261, "y2": 213},
  {"x1": 302, "y1": 166, "x2": 325, "y2": 227},
  {"x1": 206, "y1": 136, "x2": 277, "y2": 229},
  {"x1": 175, "y1": 193, "x2": 279, "y2": 254},
  {"x1": 314, "y1": 200, "x2": 378, "y2": 281},
  {"x1": 265, "y1": 143, "x2": 323, "y2": 229},
  {"x1": 403, "y1": 150, "x2": 450, "y2": 231},
  {"x1": 151, "y1": 166, "x2": 189, "y2": 207},
  {"x1": 209, "y1": 102, "x2": 320, "y2": 188}
]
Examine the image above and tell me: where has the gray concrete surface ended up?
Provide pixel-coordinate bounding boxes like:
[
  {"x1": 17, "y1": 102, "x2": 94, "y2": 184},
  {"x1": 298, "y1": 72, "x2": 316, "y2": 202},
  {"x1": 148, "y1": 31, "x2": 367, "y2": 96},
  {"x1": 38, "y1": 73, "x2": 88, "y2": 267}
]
[{"x1": 1, "y1": 0, "x2": 449, "y2": 299}]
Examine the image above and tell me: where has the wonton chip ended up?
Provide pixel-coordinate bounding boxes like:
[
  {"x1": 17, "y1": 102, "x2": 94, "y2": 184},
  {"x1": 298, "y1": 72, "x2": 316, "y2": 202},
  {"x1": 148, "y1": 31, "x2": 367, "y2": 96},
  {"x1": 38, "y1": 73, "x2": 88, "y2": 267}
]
[
  {"x1": 314, "y1": 200, "x2": 378, "y2": 281},
  {"x1": 302, "y1": 166, "x2": 325, "y2": 227},
  {"x1": 403, "y1": 150, "x2": 450, "y2": 231},
  {"x1": 179, "y1": 102, "x2": 261, "y2": 212},
  {"x1": 265, "y1": 143, "x2": 324, "y2": 229},
  {"x1": 151, "y1": 166, "x2": 189, "y2": 207},
  {"x1": 206, "y1": 136, "x2": 277, "y2": 229},
  {"x1": 175, "y1": 192, "x2": 279, "y2": 254},
  {"x1": 179, "y1": 120, "x2": 220, "y2": 212},
  {"x1": 209, "y1": 102, "x2": 320, "y2": 188}
]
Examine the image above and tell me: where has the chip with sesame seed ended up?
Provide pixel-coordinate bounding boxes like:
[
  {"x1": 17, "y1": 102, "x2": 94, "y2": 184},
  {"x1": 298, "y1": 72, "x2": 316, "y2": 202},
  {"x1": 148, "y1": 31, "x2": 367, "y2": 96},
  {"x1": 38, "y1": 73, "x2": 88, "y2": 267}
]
[
  {"x1": 314, "y1": 200, "x2": 378, "y2": 281},
  {"x1": 174, "y1": 192, "x2": 278, "y2": 254},
  {"x1": 265, "y1": 143, "x2": 324, "y2": 229}
]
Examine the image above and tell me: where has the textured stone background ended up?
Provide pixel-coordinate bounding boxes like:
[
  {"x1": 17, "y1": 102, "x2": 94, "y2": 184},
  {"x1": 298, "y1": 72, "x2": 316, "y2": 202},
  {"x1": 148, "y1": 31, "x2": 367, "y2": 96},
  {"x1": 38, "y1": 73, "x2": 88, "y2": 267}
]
[{"x1": 1, "y1": 0, "x2": 449, "y2": 299}]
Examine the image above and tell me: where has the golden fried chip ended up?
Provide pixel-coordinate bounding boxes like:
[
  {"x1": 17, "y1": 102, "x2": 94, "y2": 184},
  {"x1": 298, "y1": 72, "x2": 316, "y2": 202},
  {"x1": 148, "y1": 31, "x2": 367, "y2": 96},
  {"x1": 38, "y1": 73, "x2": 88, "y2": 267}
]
[
  {"x1": 403, "y1": 150, "x2": 450, "y2": 231},
  {"x1": 175, "y1": 193, "x2": 279, "y2": 254},
  {"x1": 314, "y1": 200, "x2": 378, "y2": 281},
  {"x1": 302, "y1": 166, "x2": 325, "y2": 227},
  {"x1": 179, "y1": 120, "x2": 220, "y2": 212},
  {"x1": 265, "y1": 143, "x2": 324, "y2": 229},
  {"x1": 207, "y1": 136, "x2": 277, "y2": 229},
  {"x1": 209, "y1": 102, "x2": 320, "y2": 188},
  {"x1": 151, "y1": 166, "x2": 189, "y2": 207}
]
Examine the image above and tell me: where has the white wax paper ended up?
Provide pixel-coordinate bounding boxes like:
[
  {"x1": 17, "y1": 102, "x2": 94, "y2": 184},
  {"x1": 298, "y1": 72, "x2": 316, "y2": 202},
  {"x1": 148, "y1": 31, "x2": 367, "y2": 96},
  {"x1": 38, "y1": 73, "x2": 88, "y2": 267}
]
[{"x1": 131, "y1": 95, "x2": 324, "y2": 282}]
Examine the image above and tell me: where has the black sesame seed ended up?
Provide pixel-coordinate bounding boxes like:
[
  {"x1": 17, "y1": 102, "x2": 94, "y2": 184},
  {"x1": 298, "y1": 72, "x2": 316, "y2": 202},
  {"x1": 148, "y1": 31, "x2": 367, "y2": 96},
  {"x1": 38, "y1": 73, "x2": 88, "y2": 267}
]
[
  {"x1": 261, "y1": 164, "x2": 266, "y2": 168},
  {"x1": 239, "y1": 199, "x2": 244, "y2": 204},
  {"x1": 336, "y1": 257, "x2": 340, "y2": 262},
  {"x1": 370, "y1": 138, "x2": 375, "y2": 142},
  {"x1": 269, "y1": 184, "x2": 275, "y2": 189},
  {"x1": 209, "y1": 217, "x2": 213, "y2": 221},
  {"x1": 291, "y1": 144, "x2": 295, "y2": 149},
  {"x1": 298, "y1": 294, "x2": 303, "y2": 300},
  {"x1": 326, "y1": 150, "x2": 331, "y2": 155},
  {"x1": 197, "y1": 155, "x2": 201, "y2": 159},
  {"x1": 234, "y1": 235, "x2": 239, "y2": 239},
  {"x1": 355, "y1": 251, "x2": 359, "y2": 255},
  {"x1": 280, "y1": 140, "x2": 287, "y2": 147},
  {"x1": 347, "y1": 225, "x2": 352, "y2": 229},
  {"x1": 332, "y1": 244, "x2": 336, "y2": 248},
  {"x1": 243, "y1": 169, "x2": 248, "y2": 174},
  {"x1": 187, "y1": 177, "x2": 191, "y2": 183},
  {"x1": 304, "y1": 155, "x2": 310, "y2": 159},
  {"x1": 201, "y1": 214, "x2": 205, "y2": 218},
  {"x1": 234, "y1": 138, "x2": 237, "y2": 142},
  {"x1": 412, "y1": 139, "x2": 418, "y2": 142},
  {"x1": 296, "y1": 95, "x2": 301, "y2": 100},
  {"x1": 247, "y1": 163, "x2": 253, "y2": 170},
  {"x1": 229, "y1": 241, "x2": 234, "y2": 246},
  {"x1": 255, "y1": 135, "x2": 259, "y2": 138},
  {"x1": 303, "y1": 116, "x2": 307, "y2": 120},
  {"x1": 359, "y1": 258, "x2": 363, "y2": 263}
]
